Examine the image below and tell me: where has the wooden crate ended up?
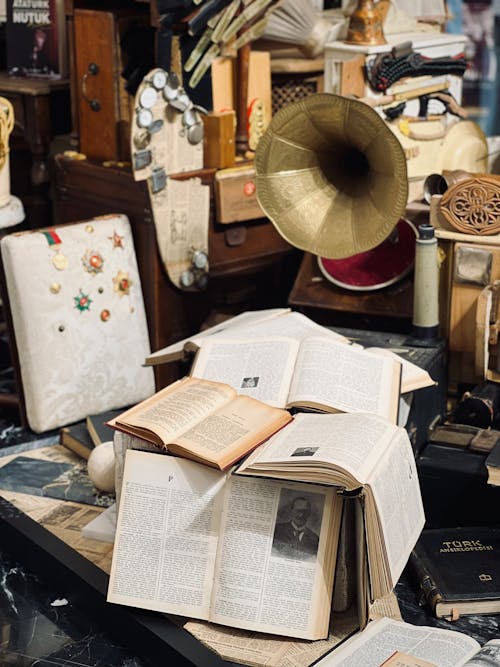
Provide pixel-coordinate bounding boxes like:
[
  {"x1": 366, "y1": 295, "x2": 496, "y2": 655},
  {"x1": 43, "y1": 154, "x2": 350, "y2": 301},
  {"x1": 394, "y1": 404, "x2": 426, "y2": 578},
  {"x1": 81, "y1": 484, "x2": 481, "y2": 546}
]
[{"x1": 269, "y1": 53, "x2": 324, "y2": 114}]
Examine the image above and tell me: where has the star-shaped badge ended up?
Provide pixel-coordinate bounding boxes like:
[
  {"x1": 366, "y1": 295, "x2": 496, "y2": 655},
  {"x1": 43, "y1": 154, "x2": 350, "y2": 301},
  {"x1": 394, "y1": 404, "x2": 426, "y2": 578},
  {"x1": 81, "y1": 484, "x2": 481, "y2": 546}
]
[
  {"x1": 109, "y1": 230, "x2": 124, "y2": 249},
  {"x1": 74, "y1": 289, "x2": 92, "y2": 311},
  {"x1": 113, "y1": 271, "x2": 132, "y2": 297}
]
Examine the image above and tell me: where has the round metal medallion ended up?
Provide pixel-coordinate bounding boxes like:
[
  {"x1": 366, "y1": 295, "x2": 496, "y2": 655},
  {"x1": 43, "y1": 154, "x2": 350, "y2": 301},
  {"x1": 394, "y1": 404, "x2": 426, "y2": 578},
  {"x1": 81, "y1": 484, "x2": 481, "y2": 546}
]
[
  {"x1": 180, "y1": 269, "x2": 195, "y2": 288},
  {"x1": 133, "y1": 129, "x2": 151, "y2": 149},
  {"x1": 52, "y1": 252, "x2": 68, "y2": 271},
  {"x1": 163, "y1": 72, "x2": 180, "y2": 101},
  {"x1": 137, "y1": 108, "x2": 153, "y2": 129},
  {"x1": 187, "y1": 122, "x2": 204, "y2": 145},
  {"x1": 169, "y1": 90, "x2": 190, "y2": 112},
  {"x1": 149, "y1": 119, "x2": 164, "y2": 134},
  {"x1": 152, "y1": 70, "x2": 167, "y2": 90},
  {"x1": 139, "y1": 86, "x2": 158, "y2": 109}
]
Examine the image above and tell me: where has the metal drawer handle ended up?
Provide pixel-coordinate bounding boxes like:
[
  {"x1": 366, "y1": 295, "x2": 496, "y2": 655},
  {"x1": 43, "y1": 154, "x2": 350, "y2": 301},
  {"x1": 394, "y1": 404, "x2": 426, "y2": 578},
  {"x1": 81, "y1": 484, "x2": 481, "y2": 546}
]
[{"x1": 81, "y1": 63, "x2": 101, "y2": 112}]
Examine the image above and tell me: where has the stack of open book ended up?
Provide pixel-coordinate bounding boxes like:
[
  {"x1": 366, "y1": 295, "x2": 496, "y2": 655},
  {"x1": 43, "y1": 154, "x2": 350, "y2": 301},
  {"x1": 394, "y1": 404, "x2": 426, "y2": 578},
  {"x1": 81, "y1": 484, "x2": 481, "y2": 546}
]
[
  {"x1": 107, "y1": 308, "x2": 428, "y2": 642},
  {"x1": 108, "y1": 408, "x2": 424, "y2": 640}
]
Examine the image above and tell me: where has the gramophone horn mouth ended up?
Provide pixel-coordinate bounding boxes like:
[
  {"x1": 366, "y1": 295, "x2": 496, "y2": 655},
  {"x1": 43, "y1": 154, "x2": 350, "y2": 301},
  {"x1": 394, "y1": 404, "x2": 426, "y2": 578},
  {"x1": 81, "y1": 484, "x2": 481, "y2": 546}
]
[{"x1": 254, "y1": 93, "x2": 408, "y2": 260}]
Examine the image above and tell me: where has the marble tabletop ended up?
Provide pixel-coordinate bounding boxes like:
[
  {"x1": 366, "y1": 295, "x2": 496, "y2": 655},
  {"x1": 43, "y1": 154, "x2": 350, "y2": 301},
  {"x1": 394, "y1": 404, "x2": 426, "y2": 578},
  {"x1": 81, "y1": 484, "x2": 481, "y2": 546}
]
[
  {"x1": 0, "y1": 546, "x2": 151, "y2": 667},
  {"x1": 0, "y1": 534, "x2": 498, "y2": 667}
]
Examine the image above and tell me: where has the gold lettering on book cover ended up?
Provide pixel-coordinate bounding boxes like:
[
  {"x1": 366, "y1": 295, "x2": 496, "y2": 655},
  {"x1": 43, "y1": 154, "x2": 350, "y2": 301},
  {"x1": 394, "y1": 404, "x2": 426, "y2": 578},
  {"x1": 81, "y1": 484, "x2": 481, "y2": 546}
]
[{"x1": 440, "y1": 539, "x2": 494, "y2": 552}]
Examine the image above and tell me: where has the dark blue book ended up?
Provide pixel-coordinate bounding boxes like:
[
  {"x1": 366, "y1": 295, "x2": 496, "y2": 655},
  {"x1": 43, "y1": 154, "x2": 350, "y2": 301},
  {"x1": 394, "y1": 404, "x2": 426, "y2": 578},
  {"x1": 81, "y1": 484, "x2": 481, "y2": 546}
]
[
  {"x1": 59, "y1": 420, "x2": 94, "y2": 460},
  {"x1": 86, "y1": 408, "x2": 127, "y2": 447}
]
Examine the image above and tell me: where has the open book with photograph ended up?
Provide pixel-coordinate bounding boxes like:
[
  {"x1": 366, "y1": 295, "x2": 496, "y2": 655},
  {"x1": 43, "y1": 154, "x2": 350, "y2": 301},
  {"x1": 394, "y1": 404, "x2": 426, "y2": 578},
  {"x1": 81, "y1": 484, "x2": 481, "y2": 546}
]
[
  {"x1": 237, "y1": 412, "x2": 425, "y2": 602},
  {"x1": 108, "y1": 376, "x2": 292, "y2": 470},
  {"x1": 191, "y1": 333, "x2": 402, "y2": 424},
  {"x1": 145, "y1": 308, "x2": 434, "y2": 396},
  {"x1": 107, "y1": 450, "x2": 343, "y2": 640},
  {"x1": 314, "y1": 616, "x2": 500, "y2": 666},
  {"x1": 108, "y1": 411, "x2": 424, "y2": 640}
]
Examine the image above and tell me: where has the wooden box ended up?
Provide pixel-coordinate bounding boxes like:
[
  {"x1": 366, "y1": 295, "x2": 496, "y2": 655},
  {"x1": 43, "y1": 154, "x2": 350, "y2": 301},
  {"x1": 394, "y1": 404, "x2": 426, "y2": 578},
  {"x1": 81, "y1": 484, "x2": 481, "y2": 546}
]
[
  {"x1": 436, "y1": 233, "x2": 500, "y2": 385},
  {"x1": 214, "y1": 165, "x2": 263, "y2": 223},
  {"x1": 203, "y1": 111, "x2": 236, "y2": 170},
  {"x1": 73, "y1": 7, "x2": 150, "y2": 162},
  {"x1": 269, "y1": 53, "x2": 324, "y2": 114}
]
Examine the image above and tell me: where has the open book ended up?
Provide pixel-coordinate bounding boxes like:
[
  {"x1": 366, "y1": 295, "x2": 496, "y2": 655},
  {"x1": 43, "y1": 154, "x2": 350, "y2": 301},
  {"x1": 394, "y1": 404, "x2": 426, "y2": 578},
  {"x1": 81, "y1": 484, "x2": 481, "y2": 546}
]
[
  {"x1": 109, "y1": 377, "x2": 292, "y2": 470},
  {"x1": 315, "y1": 617, "x2": 500, "y2": 666},
  {"x1": 237, "y1": 412, "x2": 425, "y2": 601},
  {"x1": 144, "y1": 308, "x2": 291, "y2": 365},
  {"x1": 145, "y1": 308, "x2": 434, "y2": 396},
  {"x1": 107, "y1": 450, "x2": 343, "y2": 640},
  {"x1": 191, "y1": 334, "x2": 402, "y2": 423}
]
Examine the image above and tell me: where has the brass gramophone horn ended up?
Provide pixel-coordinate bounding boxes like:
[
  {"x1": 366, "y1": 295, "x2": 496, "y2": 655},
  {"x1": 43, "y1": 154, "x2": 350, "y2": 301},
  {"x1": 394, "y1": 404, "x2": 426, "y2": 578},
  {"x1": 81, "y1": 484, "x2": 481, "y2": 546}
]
[{"x1": 254, "y1": 93, "x2": 408, "y2": 259}]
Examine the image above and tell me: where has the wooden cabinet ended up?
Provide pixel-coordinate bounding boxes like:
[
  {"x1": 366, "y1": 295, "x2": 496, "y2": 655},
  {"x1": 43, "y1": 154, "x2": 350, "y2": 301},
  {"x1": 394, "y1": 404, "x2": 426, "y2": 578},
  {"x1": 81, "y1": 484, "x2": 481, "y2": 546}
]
[
  {"x1": 73, "y1": 7, "x2": 151, "y2": 161},
  {"x1": 64, "y1": 0, "x2": 158, "y2": 154}
]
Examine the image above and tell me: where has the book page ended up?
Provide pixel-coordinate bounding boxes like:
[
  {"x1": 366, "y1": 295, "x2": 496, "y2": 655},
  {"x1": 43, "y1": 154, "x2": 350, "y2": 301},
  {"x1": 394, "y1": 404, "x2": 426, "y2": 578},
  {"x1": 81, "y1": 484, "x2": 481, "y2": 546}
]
[
  {"x1": 315, "y1": 617, "x2": 480, "y2": 667},
  {"x1": 145, "y1": 307, "x2": 290, "y2": 364},
  {"x1": 113, "y1": 377, "x2": 236, "y2": 446},
  {"x1": 238, "y1": 412, "x2": 399, "y2": 490},
  {"x1": 107, "y1": 450, "x2": 226, "y2": 619},
  {"x1": 380, "y1": 651, "x2": 438, "y2": 667},
  {"x1": 184, "y1": 605, "x2": 359, "y2": 667},
  {"x1": 464, "y1": 639, "x2": 500, "y2": 665},
  {"x1": 237, "y1": 413, "x2": 424, "y2": 598},
  {"x1": 210, "y1": 311, "x2": 349, "y2": 345},
  {"x1": 366, "y1": 348, "x2": 435, "y2": 394},
  {"x1": 364, "y1": 428, "x2": 425, "y2": 594},
  {"x1": 209, "y1": 475, "x2": 342, "y2": 640},
  {"x1": 287, "y1": 337, "x2": 401, "y2": 423},
  {"x1": 113, "y1": 431, "x2": 159, "y2": 509},
  {"x1": 173, "y1": 394, "x2": 292, "y2": 469},
  {"x1": 191, "y1": 337, "x2": 300, "y2": 408},
  {"x1": 369, "y1": 592, "x2": 402, "y2": 622}
]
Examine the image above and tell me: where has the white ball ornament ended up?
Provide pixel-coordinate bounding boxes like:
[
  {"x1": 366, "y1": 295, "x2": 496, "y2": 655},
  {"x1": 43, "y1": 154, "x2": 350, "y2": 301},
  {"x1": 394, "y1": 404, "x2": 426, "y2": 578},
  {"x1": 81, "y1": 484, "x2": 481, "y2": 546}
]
[{"x1": 87, "y1": 441, "x2": 115, "y2": 493}]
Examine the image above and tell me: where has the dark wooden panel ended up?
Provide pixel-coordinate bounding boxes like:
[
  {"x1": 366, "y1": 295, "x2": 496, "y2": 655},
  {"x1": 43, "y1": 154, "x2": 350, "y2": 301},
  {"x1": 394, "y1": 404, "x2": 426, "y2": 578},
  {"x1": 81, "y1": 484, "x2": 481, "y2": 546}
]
[
  {"x1": 0, "y1": 73, "x2": 70, "y2": 229},
  {"x1": 74, "y1": 10, "x2": 121, "y2": 160},
  {"x1": 73, "y1": 8, "x2": 149, "y2": 161}
]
